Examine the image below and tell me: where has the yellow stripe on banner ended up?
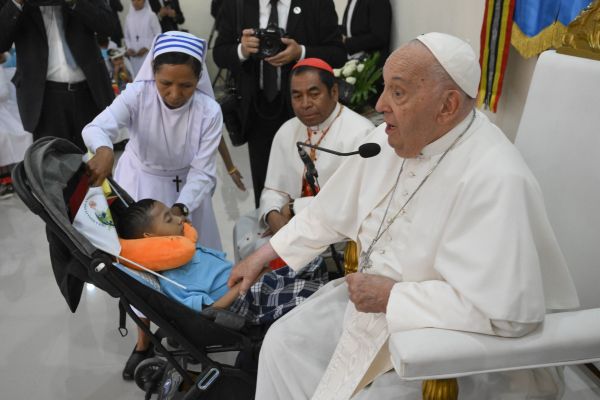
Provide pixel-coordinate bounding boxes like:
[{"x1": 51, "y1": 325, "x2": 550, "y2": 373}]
[
  {"x1": 489, "y1": 0, "x2": 513, "y2": 110},
  {"x1": 511, "y1": 21, "x2": 568, "y2": 58},
  {"x1": 477, "y1": 0, "x2": 496, "y2": 108}
]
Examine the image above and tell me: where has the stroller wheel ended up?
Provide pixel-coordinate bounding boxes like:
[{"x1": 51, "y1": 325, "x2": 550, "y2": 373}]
[
  {"x1": 157, "y1": 364, "x2": 184, "y2": 400},
  {"x1": 134, "y1": 357, "x2": 166, "y2": 394}
]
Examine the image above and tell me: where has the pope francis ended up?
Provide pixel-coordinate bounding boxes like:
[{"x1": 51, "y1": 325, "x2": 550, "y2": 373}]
[{"x1": 228, "y1": 32, "x2": 579, "y2": 400}]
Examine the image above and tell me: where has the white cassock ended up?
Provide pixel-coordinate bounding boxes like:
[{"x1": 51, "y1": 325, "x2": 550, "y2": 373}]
[
  {"x1": 258, "y1": 110, "x2": 579, "y2": 399},
  {"x1": 82, "y1": 81, "x2": 223, "y2": 251},
  {"x1": 124, "y1": 1, "x2": 161, "y2": 77},
  {"x1": 0, "y1": 66, "x2": 32, "y2": 166},
  {"x1": 233, "y1": 103, "x2": 374, "y2": 260}
]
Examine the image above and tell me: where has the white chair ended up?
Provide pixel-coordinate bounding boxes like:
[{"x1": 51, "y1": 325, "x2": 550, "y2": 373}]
[{"x1": 388, "y1": 50, "x2": 600, "y2": 400}]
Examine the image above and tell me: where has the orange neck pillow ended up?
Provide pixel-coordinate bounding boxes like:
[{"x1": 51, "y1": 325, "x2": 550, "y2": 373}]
[{"x1": 118, "y1": 223, "x2": 198, "y2": 271}]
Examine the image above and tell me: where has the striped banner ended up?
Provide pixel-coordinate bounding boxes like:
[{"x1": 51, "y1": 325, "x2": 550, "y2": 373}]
[{"x1": 478, "y1": 0, "x2": 516, "y2": 112}]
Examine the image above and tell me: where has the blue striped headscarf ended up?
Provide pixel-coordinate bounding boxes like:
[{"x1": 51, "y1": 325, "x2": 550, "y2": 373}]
[
  {"x1": 153, "y1": 31, "x2": 207, "y2": 62},
  {"x1": 134, "y1": 31, "x2": 214, "y2": 98}
]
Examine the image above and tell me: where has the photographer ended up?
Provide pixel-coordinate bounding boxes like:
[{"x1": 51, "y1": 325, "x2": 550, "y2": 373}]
[
  {"x1": 0, "y1": 0, "x2": 115, "y2": 151},
  {"x1": 149, "y1": 0, "x2": 184, "y2": 33},
  {"x1": 213, "y1": 0, "x2": 346, "y2": 207}
]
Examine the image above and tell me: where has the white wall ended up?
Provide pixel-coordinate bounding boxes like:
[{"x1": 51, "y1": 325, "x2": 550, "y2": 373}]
[
  {"x1": 389, "y1": 1, "x2": 538, "y2": 141},
  {"x1": 121, "y1": 0, "x2": 538, "y2": 140}
]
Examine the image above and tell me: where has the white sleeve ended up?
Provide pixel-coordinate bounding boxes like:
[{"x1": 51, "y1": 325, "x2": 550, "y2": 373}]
[
  {"x1": 82, "y1": 83, "x2": 140, "y2": 153},
  {"x1": 259, "y1": 188, "x2": 290, "y2": 224},
  {"x1": 176, "y1": 105, "x2": 223, "y2": 212},
  {"x1": 386, "y1": 280, "x2": 496, "y2": 335},
  {"x1": 386, "y1": 281, "x2": 542, "y2": 337},
  {"x1": 291, "y1": 195, "x2": 313, "y2": 214}
]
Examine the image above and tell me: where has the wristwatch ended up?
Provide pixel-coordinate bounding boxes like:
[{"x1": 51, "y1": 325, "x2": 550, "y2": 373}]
[
  {"x1": 173, "y1": 203, "x2": 189, "y2": 217},
  {"x1": 288, "y1": 199, "x2": 295, "y2": 217}
]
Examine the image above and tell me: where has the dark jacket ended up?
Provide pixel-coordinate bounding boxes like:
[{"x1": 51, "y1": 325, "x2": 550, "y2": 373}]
[
  {"x1": 0, "y1": 0, "x2": 115, "y2": 133},
  {"x1": 149, "y1": 0, "x2": 184, "y2": 33},
  {"x1": 213, "y1": 0, "x2": 346, "y2": 133},
  {"x1": 341, "y1": 0, "x2": 391, "y2": 62}
]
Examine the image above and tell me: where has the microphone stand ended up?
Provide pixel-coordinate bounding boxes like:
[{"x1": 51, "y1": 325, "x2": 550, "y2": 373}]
[{"x1": 300, "y1": 154, "x2": 345, "y2": 277}]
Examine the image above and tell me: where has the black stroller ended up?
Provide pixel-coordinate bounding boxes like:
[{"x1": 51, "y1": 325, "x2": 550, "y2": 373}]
[{"x1": 12, "y1": 137, "x2": 264, "y2": 399}]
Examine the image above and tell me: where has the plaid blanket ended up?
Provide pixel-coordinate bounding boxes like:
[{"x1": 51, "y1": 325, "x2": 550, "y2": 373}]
[{"x1": 228, "y1": 257, "x2": 329, "y2": 325}]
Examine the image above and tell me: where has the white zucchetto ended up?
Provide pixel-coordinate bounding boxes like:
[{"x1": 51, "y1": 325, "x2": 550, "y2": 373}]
[{"x1": 416, "y1": 32, "x2": 481, "y2": 98}]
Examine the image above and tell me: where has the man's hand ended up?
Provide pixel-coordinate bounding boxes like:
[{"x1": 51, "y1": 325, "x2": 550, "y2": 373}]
[
  {"x1": 86, "y1": 146, "x2": 114, "y2": 187},
  {"x1": 228, "y1": 243, "x2": 279, "y2": 294},
  {"x1": 346, "y1": 273, "x2": 396, "y2": 314},
  {"x1": 264, "y1": 37, "x2": 302, "y2": 67},
  {"x1": 240, "y1": 28, "x2": 260, "y2": 59},
  {"x1": 265, "y1": 209, "x2": 291, "y2": 235},
  {"x1": 158, "y1": 6, "x2": 170, "y2": 18},
  {"x1": 137, "y1": 47, "x2": 149, "y2": 57},
  {"x1": 126, "y1": 48, "x2": 136, "y2": 57}
]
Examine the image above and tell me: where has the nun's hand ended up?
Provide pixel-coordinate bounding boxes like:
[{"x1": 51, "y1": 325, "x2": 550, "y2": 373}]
[{"x1": 86, "y1": 146, "x2": 114, "y2": 187}]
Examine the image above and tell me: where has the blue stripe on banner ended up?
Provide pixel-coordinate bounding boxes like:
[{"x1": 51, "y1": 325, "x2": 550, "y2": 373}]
[
  {"x1": 513, "y1": 0, "x2": 592, "y2": 37},
  {"x1": 154, "y1": 43, "x2": 204, "y2": 59},
  {"x1": 156, "y1": 37, "x2": 206, "y2": 50}
]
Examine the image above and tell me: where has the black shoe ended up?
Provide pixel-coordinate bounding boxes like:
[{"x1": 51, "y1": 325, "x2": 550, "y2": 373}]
[{"x1": 123, "y1": 345, "x2": 154, "y2": 381}]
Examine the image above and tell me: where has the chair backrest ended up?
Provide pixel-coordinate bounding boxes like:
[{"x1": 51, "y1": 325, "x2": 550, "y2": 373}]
[{"x1": 514, "y1": 50, "x2": 600, "y2": 310}]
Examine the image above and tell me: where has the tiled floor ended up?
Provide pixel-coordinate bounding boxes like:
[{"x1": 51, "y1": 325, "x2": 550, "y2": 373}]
[{"x1": 1, "y1": 134, "x2": 599, "y2": 399}]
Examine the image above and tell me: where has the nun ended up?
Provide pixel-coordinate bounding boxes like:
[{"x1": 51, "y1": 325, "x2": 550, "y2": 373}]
[{"x1": 84, "y1": 31, "x2": 223, "y2": 252}]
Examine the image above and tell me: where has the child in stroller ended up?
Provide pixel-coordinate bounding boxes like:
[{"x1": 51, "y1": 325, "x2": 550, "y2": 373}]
[
  {"x1": 114, "y1": 197, "x2": 328, "y2": 324},
  {"x1": 113, "y1": 197, "x2": 328, "y2": 398}
]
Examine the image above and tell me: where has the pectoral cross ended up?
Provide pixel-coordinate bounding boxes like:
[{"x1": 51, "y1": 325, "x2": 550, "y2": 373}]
[{"x1": 172, "y1": 175, "x2": 182, "y2": 192}]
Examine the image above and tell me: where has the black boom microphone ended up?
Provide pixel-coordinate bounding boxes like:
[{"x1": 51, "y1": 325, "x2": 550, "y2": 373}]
[{"x1": 296, "y1": 142, "x2": 381, "y2": 159}]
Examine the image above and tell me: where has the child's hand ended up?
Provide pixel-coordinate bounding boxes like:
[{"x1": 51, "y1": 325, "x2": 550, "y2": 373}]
[{"x1": 228, "y1": 168, "x2": 246, "y2": 191}]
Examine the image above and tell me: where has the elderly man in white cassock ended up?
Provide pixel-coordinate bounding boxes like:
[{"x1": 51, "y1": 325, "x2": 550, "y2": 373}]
[{"x1": 228, "y1": 32, "x2": 579, "y2": 399}]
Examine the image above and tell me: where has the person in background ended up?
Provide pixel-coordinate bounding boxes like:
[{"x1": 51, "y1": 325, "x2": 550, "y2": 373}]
[
  {"x1": 107, "y1": 0, "x2": 125, "y2": 46},
  {"x1": 149, "y1": 0, "x2": 184, "y2": 33},
  {"x1": 341, "y1": 0, "x2": 391, "y2": 63},
  {"x1": 218, "y1": 137, "x2": 246, "y2": 191},
  {"x1": 107, "y1": 47, "x2": 133, "y2": 94},
  {"x1": 0, "y1": 51, "x2": 31, "y2": 199},
  {"x1": 213, "y1": 0, "x2": 347, "y2": 207},
  {"x1": 97, "y1": 33, "x2": 118, "y2": 69},
  {"x1": 124, "y1": 0, "x2": 161, "y2": 76},
  {"x1": 234, "y1": 58, "x2": 373, "y2": 262},
  {"x1": 0, "y1": 0, "x2": 115, "y2": 151}
]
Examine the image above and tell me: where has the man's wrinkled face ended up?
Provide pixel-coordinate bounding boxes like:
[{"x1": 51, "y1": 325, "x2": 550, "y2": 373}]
[
  {"x1": 154, "y1": 63, "x2": 198, "y2": 109},
  {"x1": 290, "y1": 70, "x2": 338, "y2": 127},
  {"x1": 375, "y1": 44, "x2": 444, "y2": 158},
  {"x1": 145, "y1": 201, "x2": 184, "y2": 237}
]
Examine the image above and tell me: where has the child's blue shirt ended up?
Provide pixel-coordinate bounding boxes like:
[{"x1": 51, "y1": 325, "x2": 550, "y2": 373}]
[{"x1": 159, "y1": 245, "x2": 232, "y2": 311}]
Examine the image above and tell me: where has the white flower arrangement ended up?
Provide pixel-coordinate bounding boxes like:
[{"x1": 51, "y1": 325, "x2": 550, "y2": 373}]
[{"x1": 336, "y1": 52, "x2": 383, "y2": 112}]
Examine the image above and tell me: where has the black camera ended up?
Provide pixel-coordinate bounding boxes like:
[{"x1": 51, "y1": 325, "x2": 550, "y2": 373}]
[{"x1": 254, "y1": 24, "x2": 286, "y2": 59}]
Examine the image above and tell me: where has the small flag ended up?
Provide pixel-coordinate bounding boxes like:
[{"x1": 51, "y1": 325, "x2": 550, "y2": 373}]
[{"x1": 72, "y1": 185, "x2": 122, "y2": 256}]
